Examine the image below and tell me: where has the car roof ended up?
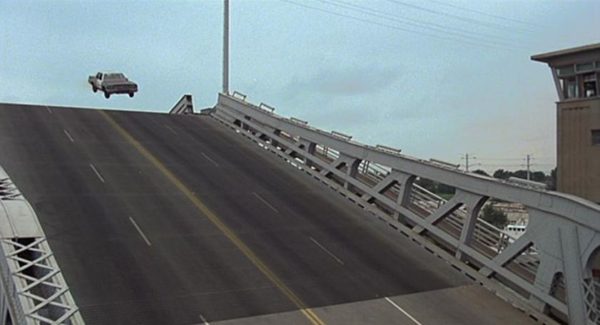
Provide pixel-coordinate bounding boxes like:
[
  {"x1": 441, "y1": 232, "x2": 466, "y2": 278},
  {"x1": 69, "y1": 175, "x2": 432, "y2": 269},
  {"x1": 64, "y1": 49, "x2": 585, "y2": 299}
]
[{"x1": 104, "y1": 73, "x2": 126, "y2": 78}]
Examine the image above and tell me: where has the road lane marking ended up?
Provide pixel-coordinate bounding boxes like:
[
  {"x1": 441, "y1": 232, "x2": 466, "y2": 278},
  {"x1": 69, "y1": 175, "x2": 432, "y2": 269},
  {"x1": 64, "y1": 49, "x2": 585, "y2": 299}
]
[
  {"x1": 129, "y1": 216, "x2": 152, "y2": 246},
  {"x1": 63, "y1": 129, "x2": 75, "y2": 142},
  {"x1": 384, "y1": 297, "x2": 423, "y2": 325},
  {"x1": 89, "y1": 163, "x2": 105, "y2": 183},
  {"x1": 165, "y1": 125, "x2": 177, "y2": 135},
  {"x1": 45, "y1": 106, "x2": 52, "y2": 114},
  {"x1": 99, "y1": 111, "x2": 325, "y2": 325},
  {"x1": 198, "y1": 314, "x2": 209, "y2": 325},
  {"x1": 252, "y1": 192, "x2": 279, "y2": 213},
  {"x1": 201, "y1": 152, "x2": 220, "y2": 167},
  {"x1": 309, "y1": 237, "x2": 344, "y2": 265}
]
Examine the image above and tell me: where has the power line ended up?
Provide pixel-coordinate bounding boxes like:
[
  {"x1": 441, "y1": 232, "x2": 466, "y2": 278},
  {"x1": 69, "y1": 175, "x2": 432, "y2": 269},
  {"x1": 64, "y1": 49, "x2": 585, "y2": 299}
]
[
  {"x1": 282, "y1": 0, "x2": 494, "y2": 49},
  {"x1": 476, "y1": 156, "x2": 556, "y2": 162},
  {"x1": 477, "y1": 157, "x2": 528, "y2": 161},
  {"x1": 384, "y1": 0, "x2": 535, "y2": 33},
  {"x1": 478, "y1": 163, "x2": 556, "y2": 167},
  {"x1": 317, "y1": 0, "x2": 525, "y2": 49},
  {"x1": 281, "y1": 0, "x2": 521, "y2": 51},
  {"x1": 427, "y1": 0, "x2": 544, "y2": 28}
]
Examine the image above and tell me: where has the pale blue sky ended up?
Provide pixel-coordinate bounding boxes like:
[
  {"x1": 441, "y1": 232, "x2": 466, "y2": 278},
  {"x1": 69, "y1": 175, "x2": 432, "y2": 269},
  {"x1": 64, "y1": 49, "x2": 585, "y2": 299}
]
[{"x1": 1, "y1": 0, "x2": 599, "y2": 172}]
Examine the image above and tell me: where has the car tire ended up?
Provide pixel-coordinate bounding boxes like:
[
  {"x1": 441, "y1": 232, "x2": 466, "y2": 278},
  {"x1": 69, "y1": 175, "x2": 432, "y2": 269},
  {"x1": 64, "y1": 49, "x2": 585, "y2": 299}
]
[
  {"x1": 129, "y1": 93, "x2": 134, "y2": 98},
  {"x1": 92, "y1": 86, "x2": 97, "y2": 93},
  {"x1": 104, "y1": 92, "x2": 110, "y2": 99}
]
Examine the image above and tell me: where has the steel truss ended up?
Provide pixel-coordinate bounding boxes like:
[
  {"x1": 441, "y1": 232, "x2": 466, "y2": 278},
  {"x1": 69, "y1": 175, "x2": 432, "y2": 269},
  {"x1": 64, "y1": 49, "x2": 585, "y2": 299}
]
[
  {"x1": 208, "y1": 92, "x2": 600, "y2": 325},
  {"x1": 0, "y1": 166, "x2": 83, "y2": 324}
]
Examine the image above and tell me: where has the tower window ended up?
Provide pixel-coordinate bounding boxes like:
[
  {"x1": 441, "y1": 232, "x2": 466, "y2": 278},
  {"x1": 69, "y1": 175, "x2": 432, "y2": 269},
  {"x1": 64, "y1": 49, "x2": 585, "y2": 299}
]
[
  {"x1": 557, "y1": 65, "x2": 575, "y2": 76},
  {"x1": 583, "y1": 73, "x2": 597, "y2": 98},
  {"x1": 564, "y1": 77, "x2": 577, "y2": 99},
  {"x1": 576, "y1": 62, "x2": 594, "y2": 72},
  {"x1": 593, "y1": 130, "x2": 600, "y2": 146}
]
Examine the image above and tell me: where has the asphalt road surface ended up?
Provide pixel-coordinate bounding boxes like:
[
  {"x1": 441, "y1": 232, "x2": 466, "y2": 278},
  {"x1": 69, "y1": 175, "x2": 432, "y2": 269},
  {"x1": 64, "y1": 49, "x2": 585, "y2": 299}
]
[{"x1": 0, "y1": 103, "x2": 532, "y2": 325}]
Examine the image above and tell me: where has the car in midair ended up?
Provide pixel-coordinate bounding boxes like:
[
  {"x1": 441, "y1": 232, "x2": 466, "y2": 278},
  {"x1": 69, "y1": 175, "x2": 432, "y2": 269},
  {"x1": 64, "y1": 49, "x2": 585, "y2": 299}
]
[{"x1": 88, "y1": 72, "x2": 138, "y2": 98}]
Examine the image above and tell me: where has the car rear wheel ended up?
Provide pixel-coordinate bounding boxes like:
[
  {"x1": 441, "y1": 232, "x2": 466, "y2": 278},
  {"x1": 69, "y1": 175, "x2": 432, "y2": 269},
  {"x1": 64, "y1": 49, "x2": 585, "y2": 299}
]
[
  {"x1": 104, "y1": 92, "x2": 110, "y2": 99},
  {"x1": 129, "y1": 93, "x2": 134, "y2": 98}
]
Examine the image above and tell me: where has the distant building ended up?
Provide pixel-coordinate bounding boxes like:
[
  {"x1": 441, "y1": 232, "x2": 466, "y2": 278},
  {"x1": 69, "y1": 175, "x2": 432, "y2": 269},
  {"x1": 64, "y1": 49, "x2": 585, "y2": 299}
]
[
  {"x1": 494, "y1": 202, "x2": 528, "y2": 224},
  {"x1": 532, "y1": 44, "x2": 600, "y2": 203}
]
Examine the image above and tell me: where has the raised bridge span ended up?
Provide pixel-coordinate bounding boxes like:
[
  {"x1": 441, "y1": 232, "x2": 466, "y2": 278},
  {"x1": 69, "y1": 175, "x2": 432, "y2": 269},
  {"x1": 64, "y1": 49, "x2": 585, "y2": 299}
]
[{"x1": 0, "y1": 93, "x2": 599, "y2": 324}]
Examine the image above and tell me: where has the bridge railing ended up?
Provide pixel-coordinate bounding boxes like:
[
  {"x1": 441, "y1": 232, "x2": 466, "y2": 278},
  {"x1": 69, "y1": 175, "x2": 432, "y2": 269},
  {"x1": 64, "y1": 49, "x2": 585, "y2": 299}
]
[
  {"x1": 0, "y1": 166, "x2": 83, "y2": 325},
  {"x1": 318, "y1": 138, "x2": 537, "y2": 267},
  {"x1": 169, "y1": 94, "x2": 194, "y2": 115},
  {"x1": 212, "y1": 92, "x2": 600, "y2": 324}
]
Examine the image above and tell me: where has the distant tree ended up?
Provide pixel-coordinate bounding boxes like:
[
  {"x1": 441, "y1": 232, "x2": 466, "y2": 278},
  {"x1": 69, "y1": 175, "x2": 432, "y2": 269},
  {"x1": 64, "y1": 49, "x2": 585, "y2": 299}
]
[
  {"x1": 548, "y1": 168, "x2": 557, "y2": 190},
  {"x1": 513, "y1": 170, "x2": 528, "y2": 180},
  {"x1": 481, "y1": 204, "x2": 508, "y2": 228},
  {"x1": 493, "y1": 169, "x2": 510, "y2": 179},
  {"x1": 416, "y1": 178, "x2": 436, "y2": 192},
  {"x1": 437, "y1": 183, "x2": 455, "y2": 195},
  {"x1": 531, "y1": 171, "x2": 546, "y2": 183},
  {"x1": 472, "y1": 169, "x2": 489, "y2": 177},
  {"x1": 492, "y1": 169, "x2": 550, "y2": 184},
  {"x1": 415, "y1": 178, "x2": 455, "y2": 196}
]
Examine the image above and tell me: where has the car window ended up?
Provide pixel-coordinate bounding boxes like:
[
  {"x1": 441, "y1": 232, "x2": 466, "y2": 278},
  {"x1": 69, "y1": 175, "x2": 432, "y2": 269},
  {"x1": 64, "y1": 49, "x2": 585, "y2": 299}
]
[{"x1": 105, "y1": 74, "x2": 125, "y2": 80}]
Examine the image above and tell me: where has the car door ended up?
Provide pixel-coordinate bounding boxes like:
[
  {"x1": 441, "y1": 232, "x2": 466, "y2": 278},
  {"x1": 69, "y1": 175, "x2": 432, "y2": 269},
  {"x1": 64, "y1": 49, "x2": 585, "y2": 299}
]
[{"x1": 96, "y1": 73, "x2": 103, "y2": 88}]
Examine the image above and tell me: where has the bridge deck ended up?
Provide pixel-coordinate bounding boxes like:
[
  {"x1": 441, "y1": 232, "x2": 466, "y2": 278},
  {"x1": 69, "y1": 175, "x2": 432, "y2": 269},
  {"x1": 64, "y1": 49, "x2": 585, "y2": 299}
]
[{"x1": 0, "y1": 103, "x2": 533, "y2": 324}]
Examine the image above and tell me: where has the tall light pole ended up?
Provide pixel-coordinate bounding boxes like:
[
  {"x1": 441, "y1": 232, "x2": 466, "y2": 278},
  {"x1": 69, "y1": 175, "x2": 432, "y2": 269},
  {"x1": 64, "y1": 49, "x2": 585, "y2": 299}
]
[{"x1": 222, "y1": 0, "x2": 230, "y2": 94}]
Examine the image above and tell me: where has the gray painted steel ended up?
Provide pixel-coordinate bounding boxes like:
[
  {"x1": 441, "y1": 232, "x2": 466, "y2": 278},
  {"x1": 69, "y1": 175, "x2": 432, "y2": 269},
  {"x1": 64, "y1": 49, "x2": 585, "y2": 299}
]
[
  {"x1": 214, "y1": 92, "x2": 600, "y2": 324},
  {"x1": 0, "y1": 166, "x2": 82, "y2": 324},
  {"x1": 169, "y1": 94, "x2": 194, "y2": 115}
]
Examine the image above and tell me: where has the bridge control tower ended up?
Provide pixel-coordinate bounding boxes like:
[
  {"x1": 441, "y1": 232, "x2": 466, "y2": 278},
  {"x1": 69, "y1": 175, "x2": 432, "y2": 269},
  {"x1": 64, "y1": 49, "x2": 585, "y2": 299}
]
[{"x1": 532, "y1": 43, "x2": 600, "y2": 203}]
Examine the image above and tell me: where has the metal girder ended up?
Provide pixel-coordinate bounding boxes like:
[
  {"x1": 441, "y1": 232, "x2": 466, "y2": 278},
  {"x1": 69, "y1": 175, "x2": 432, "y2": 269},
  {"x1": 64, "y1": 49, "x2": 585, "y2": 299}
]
[
  {"x1": 0, "y1": 166, "x2": 83, "y2": 324},
  {"x1": 213, "y1": 92, "x2": 600, "y2": 324},
  {"x1": 216, "y1": 94, "x2": 600, "y2": 230},
  {"x1": 169, "y1": 94, "x2": 194, "y2": 115}
]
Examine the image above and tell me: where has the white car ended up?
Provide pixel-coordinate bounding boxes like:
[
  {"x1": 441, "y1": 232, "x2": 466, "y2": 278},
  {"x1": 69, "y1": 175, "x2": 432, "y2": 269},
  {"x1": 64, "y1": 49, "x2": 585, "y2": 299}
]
[{"x1": 88, "y1": 72, "x2": 138, "y2": 98}]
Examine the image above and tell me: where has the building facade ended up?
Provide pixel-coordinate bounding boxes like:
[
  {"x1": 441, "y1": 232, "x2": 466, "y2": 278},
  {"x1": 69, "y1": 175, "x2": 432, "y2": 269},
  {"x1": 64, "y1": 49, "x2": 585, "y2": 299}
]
[{"x1": 532, "y1": 44, "x2": 600, "y2": 203}]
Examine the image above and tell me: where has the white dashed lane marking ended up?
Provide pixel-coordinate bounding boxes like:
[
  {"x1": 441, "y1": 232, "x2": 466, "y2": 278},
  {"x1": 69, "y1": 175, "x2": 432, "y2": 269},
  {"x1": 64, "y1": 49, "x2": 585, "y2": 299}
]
[
  {"x1": 129, "y1": 216, "x2": 152, "y2": 246},
  {"x1": 63, "y1": 129, "x2": 75, "y2": 142},
  {"x1": 89, "y1": 163, "x2": 105, "y2": 183},
  {"x1": 309, "y1": 237, "x2": 344, "y2": 265},
  {"x1": 384, "y1": 297, "x2": 423, "y2": 325},
  {"x1": 252, "y1": 192, "x2": 279, "y2": 213}
]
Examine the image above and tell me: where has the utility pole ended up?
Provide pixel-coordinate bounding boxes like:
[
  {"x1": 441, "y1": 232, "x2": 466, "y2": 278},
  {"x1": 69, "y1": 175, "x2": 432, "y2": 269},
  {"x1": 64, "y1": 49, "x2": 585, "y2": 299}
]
[
  {"x1": 526, "y1": 154, "x2": 531, "y2": 180},
  {"x1": 461, "y1": 153, "x2": 476, "y2": 172},
  {"x1": 223, "y1": 0, "x2": 230, "y2": 94}
]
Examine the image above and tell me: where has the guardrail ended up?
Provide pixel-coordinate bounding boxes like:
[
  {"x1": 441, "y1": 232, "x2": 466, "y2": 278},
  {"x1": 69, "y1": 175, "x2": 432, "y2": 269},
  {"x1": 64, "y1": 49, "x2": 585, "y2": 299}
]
[
  {"x1": 0, "y1": 166, "x2": 83, "y2": 324},
  {"x1": 212, "y1": 92, "x2": 600, "y2": 325}
]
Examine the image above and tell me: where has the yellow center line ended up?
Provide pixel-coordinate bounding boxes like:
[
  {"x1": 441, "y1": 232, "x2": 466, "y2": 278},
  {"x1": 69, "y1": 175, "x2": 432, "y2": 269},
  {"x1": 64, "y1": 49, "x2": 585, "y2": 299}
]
[{"x1": 99, "y1": 110, "x2": 325, "y2": 325}]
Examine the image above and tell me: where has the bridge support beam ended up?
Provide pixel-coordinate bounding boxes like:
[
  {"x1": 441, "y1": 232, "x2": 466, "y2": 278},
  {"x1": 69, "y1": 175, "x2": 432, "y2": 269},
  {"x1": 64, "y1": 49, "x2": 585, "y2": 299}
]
[
  {"x1": 392, "y1": 173, "x2": 416, "y2": 223},
  {"x1": 561, "y1": 225, "x2": 587, "y2": 325},
  {"x1": 455, "y1": 192, "x2": 487, "y2": 261},
  {"x1": 299, "y1": 138, "x2": 316, "y2": 166}
]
